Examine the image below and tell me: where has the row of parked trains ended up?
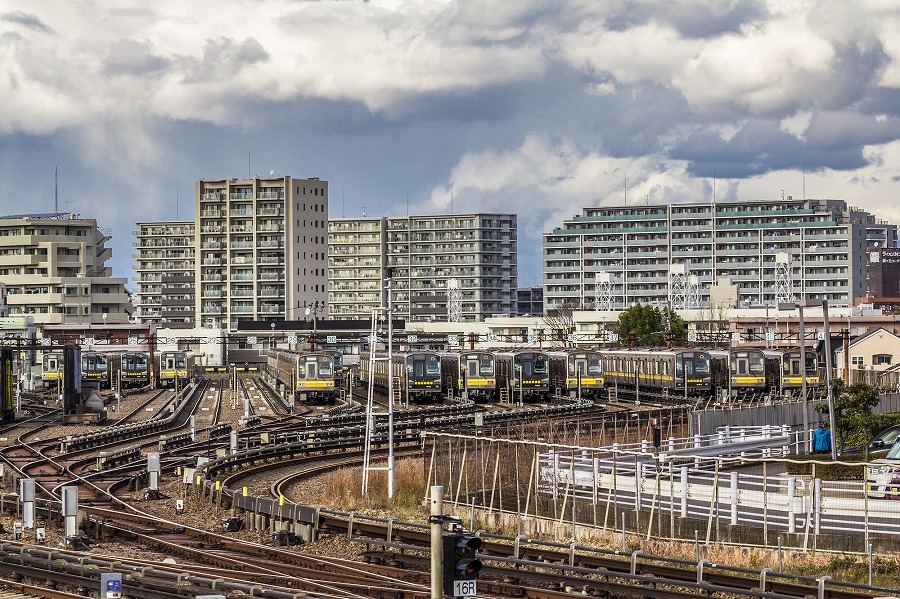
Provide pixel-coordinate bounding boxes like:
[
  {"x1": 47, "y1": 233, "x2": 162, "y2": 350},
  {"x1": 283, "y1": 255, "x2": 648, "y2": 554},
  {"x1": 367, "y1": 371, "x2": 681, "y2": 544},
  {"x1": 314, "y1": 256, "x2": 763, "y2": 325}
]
[
  {"x1": 41, "y1": 350, "x2": 196, "y2": 390},
  {"x1": 266, "y1": 346, "x2": 820, "y2": 406}
]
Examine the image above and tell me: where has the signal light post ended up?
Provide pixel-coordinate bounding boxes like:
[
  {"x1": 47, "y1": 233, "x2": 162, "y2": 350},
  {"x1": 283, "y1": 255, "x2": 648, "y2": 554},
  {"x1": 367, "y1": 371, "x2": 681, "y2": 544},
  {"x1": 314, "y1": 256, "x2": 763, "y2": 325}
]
[
  {"x1": 430, "y1": 486, "x2": 483, "y2": 599},
  {"x1": 442, "y1": 533, "x2": 482, "y2": 597}
]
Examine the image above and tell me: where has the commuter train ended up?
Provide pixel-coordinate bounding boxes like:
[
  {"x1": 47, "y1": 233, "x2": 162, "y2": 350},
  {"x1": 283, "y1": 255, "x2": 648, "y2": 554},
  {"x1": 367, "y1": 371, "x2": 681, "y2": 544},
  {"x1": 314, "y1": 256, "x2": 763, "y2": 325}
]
[
  {"x1": 441, "y1": 350, "x2": 497, "y2": 402},
  {"x1": 599, "y1": 348, "x2": 729, "y2": 399},
  {"x1": 548, "y1": 349, "x2": 605, "y2": 400},
  {"x1": 764, "y1": 349, "x2": 820, "y2": 393},
  {"x1": 81, "y1": 351, "x2": 112, "y2": 389},
  {"x1": 0, "y1": 348, "x2": 14, "y2": 423},
  {"x1": 157, "y1": 350, "x2": 195, "y2": 387},
  {"x1": 359, "y1": 351, "x2": 443, "y2": 403},
  {"x1": 41, "y1": 352, "x2": 63, "y2": 388},
  {"x1": 121, "y1": 351, "x2": 152, "y2": 388},
  {"x1": 268, "y1": 349, "x2": 336, "y2": 404},
  {"x1": 495, "y1": 350, "x2": 550, "y2": 402}
]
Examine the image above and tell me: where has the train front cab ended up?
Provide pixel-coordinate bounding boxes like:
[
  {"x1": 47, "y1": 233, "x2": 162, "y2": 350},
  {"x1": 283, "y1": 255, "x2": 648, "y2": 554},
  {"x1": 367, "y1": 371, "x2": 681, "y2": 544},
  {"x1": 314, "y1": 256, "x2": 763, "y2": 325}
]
[
  {"x1": 0, "y1": 348, "x2": 13, "y2": 423},
  {"x1": 121, "y1": 352, "x2": 150, "y2": 388},
  {"x1": 554, "y1": 350, "x2": 604, "y2": 400},
  {"x1": 456, "y1": 352, "x2": 497, "y2": 402},
  {"x1": 295, "y1": 352, "x2": 336, "y2": 404},
  {"x1": 779, "y1": 349, "x2": 820, "y2": 392},
  {"x1": 506, "y1": 351, "x2": 549, "y2": 402},
  {"x1": 42, "y1": 352, "x2": 63, "y2": 387},
  {"x1": 729, "y1": 349, "x2": 767, "y2": 397},
  {"x1": 673, "y1": 351, "x2": 717, "y2": 395},
  {"x1": 404, "y1": 352, "x2": 442, "y2": 402}
]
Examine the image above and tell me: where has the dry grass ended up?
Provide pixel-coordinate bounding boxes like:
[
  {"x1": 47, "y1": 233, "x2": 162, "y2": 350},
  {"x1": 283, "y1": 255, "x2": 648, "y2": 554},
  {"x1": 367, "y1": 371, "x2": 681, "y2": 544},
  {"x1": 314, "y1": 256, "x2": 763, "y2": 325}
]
[{"x1": 319, "y1": 458, "x2": 427, "y2": 517}]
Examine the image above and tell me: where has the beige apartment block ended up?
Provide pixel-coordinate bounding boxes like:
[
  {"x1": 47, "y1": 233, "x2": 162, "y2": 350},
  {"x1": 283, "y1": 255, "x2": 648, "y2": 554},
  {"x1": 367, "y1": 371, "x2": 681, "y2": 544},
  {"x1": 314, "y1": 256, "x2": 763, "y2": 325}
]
[
  {"x1": 194, "y1": 176, "x2": 328, "y2": 330},
  {"x1": 328, "y1": 213, "x2": 517, "y2": 322},
  {"x1": 0, "y1": 213, "x2": 131, "y2": 326}
]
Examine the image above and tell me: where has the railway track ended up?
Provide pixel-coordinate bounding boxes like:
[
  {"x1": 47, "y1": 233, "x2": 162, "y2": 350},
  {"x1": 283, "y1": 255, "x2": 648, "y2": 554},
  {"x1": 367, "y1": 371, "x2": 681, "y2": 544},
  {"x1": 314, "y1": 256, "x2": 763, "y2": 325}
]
[{"x1": 0, "y1": 374, "x2": 894, "y2": 599}]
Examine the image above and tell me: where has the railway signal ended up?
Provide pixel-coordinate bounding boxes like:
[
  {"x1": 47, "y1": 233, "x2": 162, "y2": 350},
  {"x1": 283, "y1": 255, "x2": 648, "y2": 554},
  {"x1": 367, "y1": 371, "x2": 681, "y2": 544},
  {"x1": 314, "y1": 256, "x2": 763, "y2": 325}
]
[{"x1": 442, "y1": 533, "x2": 482, "y2": 597}]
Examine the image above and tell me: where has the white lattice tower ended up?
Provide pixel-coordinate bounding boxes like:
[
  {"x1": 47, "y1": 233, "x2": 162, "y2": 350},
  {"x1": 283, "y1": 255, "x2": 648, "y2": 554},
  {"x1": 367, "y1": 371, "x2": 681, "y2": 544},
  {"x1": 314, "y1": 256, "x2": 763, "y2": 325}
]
[
  {"x1": 447, "y1": 278, "x2": 462, "y2": 322},
  {"x1": 668, "y1": 264, "x2": 688, "y2": 310},
  {"x1": 595, "y1": 271, "x2": 613, "y2": 311},
  {"x1": 687, "y1": 275, "x2": 701, "y2": 309},
  {"x1": 774, "y1": 252, "x2": 796, "y2": 304}
]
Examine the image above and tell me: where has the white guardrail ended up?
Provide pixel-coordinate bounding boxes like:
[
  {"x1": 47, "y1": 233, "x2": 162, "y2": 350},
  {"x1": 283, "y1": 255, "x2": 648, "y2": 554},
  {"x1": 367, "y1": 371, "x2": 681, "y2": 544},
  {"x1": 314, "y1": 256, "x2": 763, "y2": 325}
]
[{"x1": 539, "y1": 426, "x2": 900, "y2": 541}]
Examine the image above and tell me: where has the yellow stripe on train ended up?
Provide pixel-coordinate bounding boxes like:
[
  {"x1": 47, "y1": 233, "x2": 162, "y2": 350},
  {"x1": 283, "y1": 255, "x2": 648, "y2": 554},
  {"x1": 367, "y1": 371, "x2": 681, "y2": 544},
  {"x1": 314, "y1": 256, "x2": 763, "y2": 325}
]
[
  {"x1": 566, "y1": 378, "x2": 603, "y2": 386},
  {"x1": 732, "y1": 377, "x2": 765, "y2": 385}
]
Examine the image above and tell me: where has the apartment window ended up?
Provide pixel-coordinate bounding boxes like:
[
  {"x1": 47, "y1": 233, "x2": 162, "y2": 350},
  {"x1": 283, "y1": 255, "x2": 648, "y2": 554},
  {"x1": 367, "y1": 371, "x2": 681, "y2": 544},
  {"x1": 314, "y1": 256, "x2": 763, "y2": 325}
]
[
  {"x1": 851, "y1": 356, "x2": 864, "y2": 367},
  {"x1": 874, "y1": 354, "x2": 892, "y2": 366}
]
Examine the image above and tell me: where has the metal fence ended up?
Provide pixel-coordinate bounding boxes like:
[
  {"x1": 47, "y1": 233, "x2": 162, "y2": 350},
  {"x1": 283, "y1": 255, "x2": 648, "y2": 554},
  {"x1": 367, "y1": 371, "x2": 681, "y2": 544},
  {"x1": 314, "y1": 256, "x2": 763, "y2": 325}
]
[{"x1": 426, "y1": 427, "x2": 900, "y2": 553}]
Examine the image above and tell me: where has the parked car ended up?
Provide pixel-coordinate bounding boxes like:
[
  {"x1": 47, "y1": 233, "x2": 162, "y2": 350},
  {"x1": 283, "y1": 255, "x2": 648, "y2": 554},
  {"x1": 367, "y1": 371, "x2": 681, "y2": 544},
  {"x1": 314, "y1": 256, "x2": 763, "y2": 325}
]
[
  {"x1": 869, "y1": 423, "x2": 900, "y2": 451},
  {"x1": 866, "y1": 437, "x2": 900, "y2": 499}
]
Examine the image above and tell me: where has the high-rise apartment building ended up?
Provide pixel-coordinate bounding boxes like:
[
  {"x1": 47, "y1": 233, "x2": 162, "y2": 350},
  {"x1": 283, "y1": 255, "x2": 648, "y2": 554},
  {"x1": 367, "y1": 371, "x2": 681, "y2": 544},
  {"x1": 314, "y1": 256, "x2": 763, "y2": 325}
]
[
  {"x1": 543, "y1": 198, "x2": 897, "y2": 311},
  {"x1": 132, "y1": 221, "x2": 196, "y2": 328},
  {"x1": 0, "y1": 213, "x2": 131, "y2": 325},
  {"x1": 194, "y1": 176, "x2": 328, "y2": 330},
  {"x1": 328, "y1": 213, "x2": 517, "y2": 322}
]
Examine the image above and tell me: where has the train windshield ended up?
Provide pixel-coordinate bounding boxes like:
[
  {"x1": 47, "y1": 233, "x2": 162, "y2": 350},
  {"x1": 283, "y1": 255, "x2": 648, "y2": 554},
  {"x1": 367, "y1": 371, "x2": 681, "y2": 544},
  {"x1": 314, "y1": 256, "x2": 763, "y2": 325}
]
[
  {"x1": 331, "y1": 352, "x2": 343, "y2": 370},
  {"x1": 516, "y1": 353, "x2": 547, "y2": 376},
  {"x1": 464, "y1": 354, "x2": 494, "y2": 376},
  {"x1": 783, "y1": 352, "x2": 816, "y2": 375},
  {"x1": 409, "y1": 354, "x2": 440, "y2": 378},
  {"x1": 731, "y1": 352, "x2": 764, "y2": 375},
  {"x1": 676, "y1": 353, "x2": 709, "y2": 378},
  {"x1": 569, "y1": 354, "x2": 602, "y2": 376},
  {"x1": 83, "y1": 355, "x2": 107, "y2": 369},
  {"x1": 318, "y1": 356, "x2": 334, "y2": 376},
  {"x1": 123, "y1": 354, "x2": 148, "y2": 370}
]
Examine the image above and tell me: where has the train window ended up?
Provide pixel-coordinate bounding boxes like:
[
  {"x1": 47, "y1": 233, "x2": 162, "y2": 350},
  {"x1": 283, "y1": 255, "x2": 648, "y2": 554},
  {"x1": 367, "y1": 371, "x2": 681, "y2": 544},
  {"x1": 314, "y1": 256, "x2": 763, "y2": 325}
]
[
  {"x1": 533, "y1": 356, "x2": 547, "y2": 374},
  {"x1": 750, "y1": 354, "x2": 764, "y2": 374},
  {"x1": 319, "y1": 358, "x2": 333, "y2": 376},
  {"x1": 426, "y1": 356, "x2": 440, "y2": 376},
  {"x1": 588, "y1": 356, "x2": 602, "y2": 374},
  {"x1": 467, "y1": 360, "x2": 479, "y2": 378},
  {"x1": 479, "y1": 356, "x2": 494, "y2": 375}
]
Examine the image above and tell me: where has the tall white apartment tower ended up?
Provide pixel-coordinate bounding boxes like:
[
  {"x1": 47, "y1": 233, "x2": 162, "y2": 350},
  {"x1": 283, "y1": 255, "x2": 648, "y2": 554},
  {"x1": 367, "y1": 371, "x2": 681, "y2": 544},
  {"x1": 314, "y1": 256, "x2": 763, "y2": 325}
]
[
  {"x1": 132, "y1": 221, "x2": 196, "y2": 328},
  {"x1": 195, "y1": 176, "x2": 328, "y2": 330}
]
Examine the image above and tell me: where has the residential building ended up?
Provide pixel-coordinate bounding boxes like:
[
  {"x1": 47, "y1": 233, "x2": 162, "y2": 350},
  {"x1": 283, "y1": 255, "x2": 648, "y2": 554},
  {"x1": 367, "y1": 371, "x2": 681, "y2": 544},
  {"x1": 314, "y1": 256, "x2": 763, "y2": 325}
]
[
  {"x1": 834, "y1": 327, "x2": 900, "y2": 379},
  {"x1": 0, "y1": 213, "x2": 131, "y2": 326},
  {"x1": 132, "y1": 221, "x2": 196, "y2": 328},
  {"x1": 194, "y1": 176, "x2": 328, "y2": 330},
  {"x1": 328, "y1": 213, "x2": 518, "y2": 322},
  {"x1": 327, "y1": 217, "x2": 388, "y2": 319},
  {"x1": 516, "y1": 286, "x2": 543, "y2": 315},
  {"x1": 543, "y1": 198, "x2": 897, "y2": 311},
  {"x1": 868, "y1": 247, "x2": 900, "y2": 299}
]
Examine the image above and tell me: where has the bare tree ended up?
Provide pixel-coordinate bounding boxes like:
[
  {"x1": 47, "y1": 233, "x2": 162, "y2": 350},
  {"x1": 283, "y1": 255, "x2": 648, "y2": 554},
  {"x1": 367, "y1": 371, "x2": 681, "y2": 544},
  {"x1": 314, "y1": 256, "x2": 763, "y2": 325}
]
[{"x1": 542, "y1": 300, "x2": 593, "y2": 344}]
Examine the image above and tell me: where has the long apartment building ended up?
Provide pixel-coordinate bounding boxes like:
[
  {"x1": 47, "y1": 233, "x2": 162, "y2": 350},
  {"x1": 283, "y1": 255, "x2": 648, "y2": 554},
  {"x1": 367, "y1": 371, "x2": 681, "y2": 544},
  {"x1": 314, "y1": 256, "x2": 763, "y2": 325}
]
[
  {"x1": 543, "y1": 198, "x2": 897, "y2": 311},
  {"x1": 132, "y1": 221, "x2": 196, "y2": 328},
  {"x1": 194, "y1": 176, "x2": 328, "y2": 330},
  {"x1": 328, "y1": 214, "x2": 518, "y2": 322},
  {"x1": 0, "y1": 213, "x2": 131, "y2": 325}
]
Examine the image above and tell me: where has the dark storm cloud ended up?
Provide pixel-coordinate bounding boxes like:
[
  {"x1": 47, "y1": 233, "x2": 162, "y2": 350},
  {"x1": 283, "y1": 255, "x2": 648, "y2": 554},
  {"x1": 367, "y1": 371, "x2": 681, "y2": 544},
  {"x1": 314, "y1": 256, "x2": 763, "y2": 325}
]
[
  {"x1": 604, "y1": 0, "x2": 767, "y2": 38},
  {"x1": 102, "y1": 40, "x2": 170, "y2": 77},
  {"x1": 180, "y1": 37, "x2": 270, "y2": 83},
  {"x1": 673, "y1": 120, "x2": 871, "y2": 178},
  {"x1": 1, "y1": 11, "x2": 52, "y2": 34},
  {"x1": 805, "y1": 112, "x2": 900, "y2": 150}
]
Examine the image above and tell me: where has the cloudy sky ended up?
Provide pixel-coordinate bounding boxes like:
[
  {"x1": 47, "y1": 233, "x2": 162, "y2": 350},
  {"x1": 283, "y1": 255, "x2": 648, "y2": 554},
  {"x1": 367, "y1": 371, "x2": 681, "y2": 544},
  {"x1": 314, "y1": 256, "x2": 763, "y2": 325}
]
[{"x1": 2, "y1": 0, "x2": 900, "y2": 288}]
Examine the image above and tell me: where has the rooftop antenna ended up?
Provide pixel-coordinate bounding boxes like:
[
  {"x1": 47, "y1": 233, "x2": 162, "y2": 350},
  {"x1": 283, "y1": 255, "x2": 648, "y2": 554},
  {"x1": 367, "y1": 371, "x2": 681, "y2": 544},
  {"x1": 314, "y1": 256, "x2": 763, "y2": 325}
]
[
  {"x1": 713, "y1": 168, "x2": 716, "y2": 203},
  {"x1": 645, "y1": 194, "x2": 649, "y2": 206},
  {"x1": 343, "y1": 188, "x2": 346, "y2": 218},
  {"x1": 802, "y1": 165, "x2": 806, "y2": 200},
  {"x1": 176, "y1": 188, "x2": 179, "y2": 221},
  {"x1": 248, "y1": 149, "x2": 251, "y2": 179},
  {"x1": 780, "y1": 189, "x2": 785, "y2": 201},
  {"x1": 450, "y1": 182, "x2": 454, "y2": 214},
  {"x1": 54, "y1": 167, "x2": 58, "y2": 213},
  {"x1": 406, "y1": 192, "x2": 409, "y2": 216},
  {"x1": 362, "y1": 206, "x2": 367, "y2": 218},
  {"x1": 624, "y1": 172, "x2": 627, "y2": 205}
]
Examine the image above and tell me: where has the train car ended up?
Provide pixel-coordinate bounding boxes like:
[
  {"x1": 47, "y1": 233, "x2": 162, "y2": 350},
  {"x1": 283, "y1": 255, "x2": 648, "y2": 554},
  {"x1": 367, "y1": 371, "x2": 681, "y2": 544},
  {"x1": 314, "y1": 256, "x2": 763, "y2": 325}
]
[
  {"x1": 495, "y1": 350, "x2": 550, "y2": 402},
  {"x1": 41, "y1": 351, "x2": 63, "y2": 388},
  {"x1": 0, "y1": 348, "x2": 14, "y2": 423},
  {"x1": 764, "y1": 349, "x2": 820, "y2": 395},
  {"x1": 548, "y1": 348, "x2": 605, "y2": 401},
  {"x1": 329, "y1": 350, "x2": 346, "y2": 390},
  {"x1": 121, "y1": 351, "x2": 151, "y2": 389},
  {"x1": 268, "y1": 349, "x2": 336, "y2": 404},
  {"x1": 441, "y1": 350, "x2": 497, "y2": 402},
  {"x1": 599, "y1": 348, "x2": 728, "y2": 399},
  {"x1": 157, "y1": 350, "x2": 195, "y2": 387},
  {"x1": 728, "y1": 348, "x2": 768, "y2": 399},
  {"x1": 81, "y1": 351, "x2": 111, "y2": 389},
  {"x1": 359, "y1": 351, "x2": 443, "y2": 403}
]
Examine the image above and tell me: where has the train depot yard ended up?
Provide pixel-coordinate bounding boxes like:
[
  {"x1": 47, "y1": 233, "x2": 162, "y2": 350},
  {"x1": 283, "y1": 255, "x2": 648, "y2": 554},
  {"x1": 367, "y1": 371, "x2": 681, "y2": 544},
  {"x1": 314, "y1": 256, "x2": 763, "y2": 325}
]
[{"x1": 0, "y1": 338, "x2": 898, "y2": 599}]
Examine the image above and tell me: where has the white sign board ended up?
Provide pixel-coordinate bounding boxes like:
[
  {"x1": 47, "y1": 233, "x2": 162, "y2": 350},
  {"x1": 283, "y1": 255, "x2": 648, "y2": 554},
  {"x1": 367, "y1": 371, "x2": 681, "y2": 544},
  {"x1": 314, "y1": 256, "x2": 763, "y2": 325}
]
[
  {"x1": 453, "y1": 580, "x2": 476, "y2": 598},
  {"x1": 327, "y1": 335, "x2": 337, "y2": 343}
]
